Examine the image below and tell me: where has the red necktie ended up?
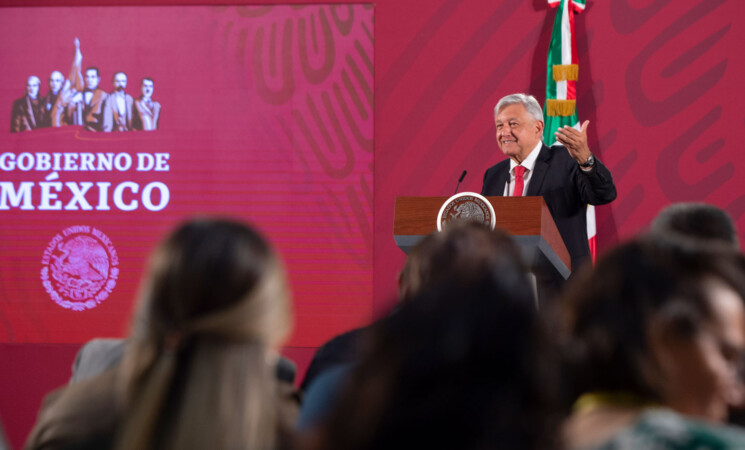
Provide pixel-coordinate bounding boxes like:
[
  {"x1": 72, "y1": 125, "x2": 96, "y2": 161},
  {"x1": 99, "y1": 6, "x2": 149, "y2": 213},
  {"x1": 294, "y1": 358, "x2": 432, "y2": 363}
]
[{"x1": 513, "y1": 165, "x2": 526, "y2": 197}]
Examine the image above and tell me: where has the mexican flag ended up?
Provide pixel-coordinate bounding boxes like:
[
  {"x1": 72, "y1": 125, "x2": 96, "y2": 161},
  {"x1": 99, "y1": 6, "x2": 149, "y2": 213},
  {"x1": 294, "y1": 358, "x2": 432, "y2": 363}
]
[{"x1": 543, "y1": 0, "x2": 597, "y2": 262}]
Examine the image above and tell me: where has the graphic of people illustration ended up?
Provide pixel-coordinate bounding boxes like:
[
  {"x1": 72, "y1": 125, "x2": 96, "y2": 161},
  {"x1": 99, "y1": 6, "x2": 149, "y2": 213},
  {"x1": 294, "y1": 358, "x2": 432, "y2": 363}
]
[{"x1": 10, "y1": 38, "x2": 160, "y2": 133}]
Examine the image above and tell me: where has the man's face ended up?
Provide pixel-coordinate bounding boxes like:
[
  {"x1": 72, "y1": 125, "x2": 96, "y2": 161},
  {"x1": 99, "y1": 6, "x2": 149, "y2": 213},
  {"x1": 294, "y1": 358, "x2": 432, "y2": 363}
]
[
  {"x1": 495, "y1": 103, "x2": 544, "y2": 163},
  {"x1": 141, "y1": 80, "x2": 154, "y2": 99},
  {"x1": 113, "y1": 73, "x2": 127, "y2": 92},
  {"x1": 85, "y1": 69, "x2": 100, "y2": 90},
  {"x1": 49, "y1": 72, "x2": 64, "y2": 94},
  {"x1": 26, "y1": 76, "x2": 40, "y2": 99}
]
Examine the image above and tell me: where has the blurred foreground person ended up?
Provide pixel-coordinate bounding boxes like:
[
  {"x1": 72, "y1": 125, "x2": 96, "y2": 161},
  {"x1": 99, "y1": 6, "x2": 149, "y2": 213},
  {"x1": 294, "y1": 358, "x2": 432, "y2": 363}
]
[
  {"x1": 560, "y1": 237, "x2": 745, "y2": 449},
  {"x1": 26, "y1": 219, "x2": 294, "y2": 450},
  {"x1": 650, "y1": 202, "x2": 739, "y2": 248},
  {"x1": 299, "y1": 221, "x2": 538, "y2": 394},
  {"x1": 69, "y1": 337, "x2": 297, "y2": 386},
  {"x1": 307, "y1": 224, "x2": 561, "y2": 450}
]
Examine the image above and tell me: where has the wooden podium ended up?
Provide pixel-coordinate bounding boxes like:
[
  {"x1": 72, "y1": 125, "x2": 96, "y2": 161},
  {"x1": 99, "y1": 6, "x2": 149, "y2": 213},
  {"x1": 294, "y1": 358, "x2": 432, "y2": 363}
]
[{"x1": 393, "y1": 196, "x2": 571, "y2": 280}]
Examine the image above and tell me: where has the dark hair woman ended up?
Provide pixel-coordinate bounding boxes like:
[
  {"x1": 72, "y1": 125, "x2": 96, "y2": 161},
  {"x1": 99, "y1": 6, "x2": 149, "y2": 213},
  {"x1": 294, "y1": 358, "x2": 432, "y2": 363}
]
[
  {"x1": 307, "y1": 224, "x2": 562, "y2": 450},
  {"x1": 560, "y1": 237, "x2": 745, "y2": 448}
]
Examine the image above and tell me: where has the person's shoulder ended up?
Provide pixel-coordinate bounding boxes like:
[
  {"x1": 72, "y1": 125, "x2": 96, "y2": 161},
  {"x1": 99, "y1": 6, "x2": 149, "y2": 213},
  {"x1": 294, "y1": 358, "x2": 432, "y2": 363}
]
[
  {"x1": 651, "y1": 410, "x2": 745, "y2": 446},
  {"x1": 545, "y1": 143, "x2": 570, "y2": 157},
  {"x1": 26, "y1": 370, "x2": 121, "y2": 450},
  {"x1": 543, "y1": 144, "x2": 578, "y2": 168},
  {"x1": 318, "y1": 327, "x2": 367, "y2": 356},
  {"x1": 598, "y1": 409, "x2": 745, "y2": 449},
  {"x1": 300, "y1": 326, "x2": 368, "y2": 390},
  {"x1": 78, "y1": 338, "x2": 126, "y2": 360},
  {"x1": 72, "y1": 338, "x2": 127, "y2": 383},
  {"x1": 485, "y1": 158, "x2": 510, "y2": 174}
]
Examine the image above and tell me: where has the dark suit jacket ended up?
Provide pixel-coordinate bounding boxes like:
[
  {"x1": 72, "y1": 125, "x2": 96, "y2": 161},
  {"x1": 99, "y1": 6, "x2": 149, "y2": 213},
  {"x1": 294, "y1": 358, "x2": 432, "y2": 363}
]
[
  {"x1": 41, "y1": 92, "x2": 60, "y2": 128},
  {"x1": 72, "y1": 89, "x2": 108, "y2": 131},
  {"x1": 10, "y1": 95, "x2": 43, "y2": 132},
  {"x1": 481, "y1": 144, "x2": 616, "y2": 270},
  {"x1": 132, "y1": 98, "x2": 161, "y2": 131}
]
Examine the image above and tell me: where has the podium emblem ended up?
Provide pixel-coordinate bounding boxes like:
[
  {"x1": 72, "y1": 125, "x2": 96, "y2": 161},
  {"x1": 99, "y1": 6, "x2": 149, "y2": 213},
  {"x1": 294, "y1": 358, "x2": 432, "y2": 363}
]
[{"x1": 437, "y1": 192, "x2": 496, "y2": 231}]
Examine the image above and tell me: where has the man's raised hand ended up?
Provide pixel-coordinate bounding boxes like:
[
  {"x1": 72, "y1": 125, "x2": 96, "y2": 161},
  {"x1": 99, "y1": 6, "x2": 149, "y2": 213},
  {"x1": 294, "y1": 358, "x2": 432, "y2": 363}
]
[{"x1": 555, "y1": 120, "x2": 592, "y2": 165}]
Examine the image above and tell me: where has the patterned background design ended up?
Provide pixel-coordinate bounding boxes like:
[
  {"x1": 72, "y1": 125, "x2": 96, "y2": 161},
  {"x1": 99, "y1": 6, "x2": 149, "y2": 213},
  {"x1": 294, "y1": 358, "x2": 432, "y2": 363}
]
[
  {"x1": 1, "y1": 0, "x2": 744, "y2": 447},
  {"x1": 206, "y1": 5, "x2": 375, "y2": 345}
]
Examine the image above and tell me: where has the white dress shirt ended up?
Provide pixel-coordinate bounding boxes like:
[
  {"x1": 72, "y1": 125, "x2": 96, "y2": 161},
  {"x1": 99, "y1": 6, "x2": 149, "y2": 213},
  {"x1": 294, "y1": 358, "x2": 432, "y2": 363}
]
[{"x1": 504, "y1": 141, "x2": 542, "y2": 196}]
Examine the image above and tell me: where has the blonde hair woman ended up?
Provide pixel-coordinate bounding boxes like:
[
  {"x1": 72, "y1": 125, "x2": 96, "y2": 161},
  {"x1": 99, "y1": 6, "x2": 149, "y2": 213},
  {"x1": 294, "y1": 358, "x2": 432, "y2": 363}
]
[{"x1": 27, "y1": 219, "x2": 294, "y2": 450}]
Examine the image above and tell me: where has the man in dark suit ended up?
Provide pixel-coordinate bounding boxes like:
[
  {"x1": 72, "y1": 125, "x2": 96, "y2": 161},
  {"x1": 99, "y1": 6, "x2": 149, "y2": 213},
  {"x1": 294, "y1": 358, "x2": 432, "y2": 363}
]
[
  {"x1": 71, "y1": 66, "x2": 108, "y2": 131},
  {"x1": 10, "y1": 76, "x2": 43, "y2": 132},
  {"x1": 132, "y1": 77, "x2": 161, "y2": 131},
  {"x1": 40, "y1": 71, "x2": 64, "y2": 128},
  {"x1": 481, "y1": 93, "x2": 616, "y2": 277}
]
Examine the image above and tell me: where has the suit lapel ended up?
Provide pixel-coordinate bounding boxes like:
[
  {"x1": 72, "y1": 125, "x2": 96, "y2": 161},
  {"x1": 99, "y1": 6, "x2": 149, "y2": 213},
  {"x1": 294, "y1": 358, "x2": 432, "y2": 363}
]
[
  {"x1": 495, "y1": 164, "x2": 510, "y2": 197},
  {"x1": 526, "y1": 144, "x2": 551, "y2": 196},
  {"x1": 25, "y1": 96, "x2": 37, "y2": 129},
  {"x1": 126, "y1": 96, "x2": 133, "y2": 124}
]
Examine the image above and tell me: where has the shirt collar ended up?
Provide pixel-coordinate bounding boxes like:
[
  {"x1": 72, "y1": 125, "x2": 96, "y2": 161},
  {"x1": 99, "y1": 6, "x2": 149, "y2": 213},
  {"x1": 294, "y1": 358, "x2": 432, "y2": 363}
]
[{"x1": 509, "y1": 141, "x2": 542, "y2": 173}]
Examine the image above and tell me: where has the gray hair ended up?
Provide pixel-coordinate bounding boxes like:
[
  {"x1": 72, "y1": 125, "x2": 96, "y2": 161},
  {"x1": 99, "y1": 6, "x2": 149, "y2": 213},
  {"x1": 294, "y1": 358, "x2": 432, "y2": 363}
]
[{"x1": 494, "y1": 93, "x2": 544, "y2": 122}]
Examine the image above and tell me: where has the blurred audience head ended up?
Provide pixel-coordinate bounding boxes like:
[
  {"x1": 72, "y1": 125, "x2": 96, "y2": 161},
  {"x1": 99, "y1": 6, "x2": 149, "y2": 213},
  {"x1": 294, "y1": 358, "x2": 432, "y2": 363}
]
[
  {"x1": 118, "y1": 218, "x2": 292, "y2": 449},
  {"x1": 650, "y1": 202, "x2": 739, "y2": 248},
  {"x1": 560, "y1": 236, "x2": 745, "y2": 422},
  {"x1": 398, "y1": 221, "x2": 533, "y2": 303},
  {"x1": 314, "y1": 223, "x2": 560, "y2": 450}
]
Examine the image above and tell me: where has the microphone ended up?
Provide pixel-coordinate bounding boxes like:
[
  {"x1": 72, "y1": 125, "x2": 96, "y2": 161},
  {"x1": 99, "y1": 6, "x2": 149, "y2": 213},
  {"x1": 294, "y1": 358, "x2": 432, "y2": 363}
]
[{"x1": 453, "y1": 170, "x2": 467, "y2": 195}]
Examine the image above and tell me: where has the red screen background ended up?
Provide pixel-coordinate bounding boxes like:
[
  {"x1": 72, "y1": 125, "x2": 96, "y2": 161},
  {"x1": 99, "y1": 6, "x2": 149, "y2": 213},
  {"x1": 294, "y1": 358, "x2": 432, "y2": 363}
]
[{"x1": 0, "y1": 5, "x2": 374, "y2": 346}]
